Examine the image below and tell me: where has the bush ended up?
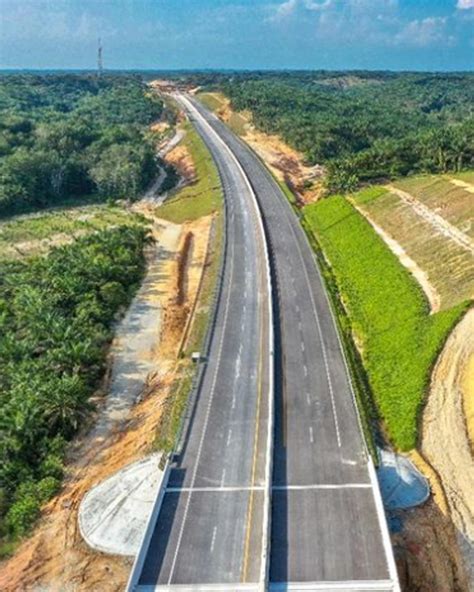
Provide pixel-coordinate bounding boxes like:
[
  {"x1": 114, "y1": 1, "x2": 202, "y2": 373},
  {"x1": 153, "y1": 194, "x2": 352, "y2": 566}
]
[{"x1": 6, "y1": 495, "x2": 40, "y2": 538}]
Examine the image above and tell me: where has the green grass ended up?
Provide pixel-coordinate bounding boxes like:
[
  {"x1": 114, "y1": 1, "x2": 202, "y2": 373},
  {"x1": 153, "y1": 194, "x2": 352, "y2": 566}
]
[
  {"x1": 197, "y1": 92, "x2": 248, "y2": 136},
  {"x1": 154, "y1": 365, "x2": 194, "y2": 453},
  {"x1": 304, "y1": 192, "x2": 468, "y2": 450},
  {"x1": 157, "y1": 122, "x2": 222, "y2": 223},
  {"x1": 453, "y1": 170, "x2": 474, "y2": 184},
  {"x1": 0, "y1": 205, "x2": 145, "y2": 255},
  {"x1": 197, "y1": 92, "x2": 223, "y2": 112}
]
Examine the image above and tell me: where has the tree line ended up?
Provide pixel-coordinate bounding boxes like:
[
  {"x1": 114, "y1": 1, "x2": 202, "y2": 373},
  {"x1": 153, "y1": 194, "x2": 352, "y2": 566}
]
[
  {"x1": 187, "y1": 71, "x2": 474, "y2": 192},
  {"x1": 0, "y1": 74, "x2": 164, "y2": 216}
]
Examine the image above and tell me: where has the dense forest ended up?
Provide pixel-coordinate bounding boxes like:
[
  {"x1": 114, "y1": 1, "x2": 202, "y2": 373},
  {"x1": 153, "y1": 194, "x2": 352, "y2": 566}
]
[
  {"x1": 0, "y1": 226, "x2": 149, "y2": 543},
  {"x1": 187, "y1": 71, "x2": 474, "y2": 191},
  {"x1": 0, "y1": 74, "x2": 163, "y2": 216}
]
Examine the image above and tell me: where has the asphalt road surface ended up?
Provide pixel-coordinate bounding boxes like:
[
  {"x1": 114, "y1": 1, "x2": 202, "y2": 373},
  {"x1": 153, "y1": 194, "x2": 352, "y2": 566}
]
[
  {"x1": 131, "y1": 93, "x2": 399, "y2": 592},
  {"x1": 133, "y1": 95, "x2": 272, "y2": 590},
  {"x1": 186, "y1": 96, "x2": 399, "y2": 592}
]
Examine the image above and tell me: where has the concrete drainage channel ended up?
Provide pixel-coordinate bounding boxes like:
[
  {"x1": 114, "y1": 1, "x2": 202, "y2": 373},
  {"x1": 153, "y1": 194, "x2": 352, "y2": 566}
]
[
  {"x1": 78, "y1": 455, "x2": 165, "y2": 556},
  {"x1": 377, "y1": 448, "x2": 430, "y2": 510}
]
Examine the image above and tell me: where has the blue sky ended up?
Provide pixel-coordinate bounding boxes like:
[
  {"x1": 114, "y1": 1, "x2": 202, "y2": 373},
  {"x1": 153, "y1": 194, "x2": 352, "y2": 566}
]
[{"x1": 0, "y1": 0, "x2": 473, "y2": 70}]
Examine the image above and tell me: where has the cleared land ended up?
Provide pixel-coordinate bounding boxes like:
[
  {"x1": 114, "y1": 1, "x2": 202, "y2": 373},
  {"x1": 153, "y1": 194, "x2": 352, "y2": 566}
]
[
  {"x1": 421, "y1": 309, "x2": 474, "y2": 580},
  {"x1": 304, "y1": 194, "x2": 467, "y2": 450},
  {"x1": 353, "y1": 183, "x2": 473, "y2": 310},
  {"x1": 0, "y1": 203, "x2": 144, "y2": 260}
]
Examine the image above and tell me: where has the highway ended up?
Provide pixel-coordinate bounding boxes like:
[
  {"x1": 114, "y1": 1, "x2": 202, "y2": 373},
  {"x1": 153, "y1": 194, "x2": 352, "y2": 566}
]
[
  {"x1": 129, "y1": 93, "x2": 399, "y2": 592},
  {"x1": 129, "y1": 95, "x2": 273, "y2": 590},
  {"x1": 186, "y1": 96, "x2": 399, "y2": 591}
]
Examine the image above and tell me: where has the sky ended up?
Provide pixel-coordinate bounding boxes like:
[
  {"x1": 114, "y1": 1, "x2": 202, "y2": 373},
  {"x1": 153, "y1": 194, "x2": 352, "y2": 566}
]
[{"x1": 0, "y1": 0, "x2": 473, "y2": 71}]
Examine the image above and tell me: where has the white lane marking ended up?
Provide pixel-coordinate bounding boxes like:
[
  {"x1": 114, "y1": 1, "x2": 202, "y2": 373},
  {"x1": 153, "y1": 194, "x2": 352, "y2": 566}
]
[
  {"x1": 165, "y1": 483, "x2": 371, "y2": 493},
  {"x1": 220, "y1": 468, "x2": 227, "y2": 487},
  {"x1": 272, "y1": 483, "x2": 372, "y2": 490},
  {"x1": 167, "y1": 202, "x2": 237, "y2": 584},
  {"x1": 270, "y1": 581, "x2": 395, "y2": 591},
  {"x1": 301, "y1": 342, "x2": 305, "y2": 353},
  {"x1": 210, "y1": 526, "x2": 217, "y2": 553},
  {"x1": 166, "y1": 486, "x2": 264, "y2": 493},
  {"x1": 235, "y1": 355, "x2": 241, "y2": 378},
  {"x1": 306, "y1": 392, "x2": 311, "y2": 406},
  {"x1": 283, "y1": 212, "x2": 343, "y2": 449},
  {"x1": 309, "y1": 426, "x2": 314, "y2": 444},
  {"x1": 226, "y1": 429, "x2": 233, "y2": 446},
  {"x1": 147, "y1": 584, "x2": 259, "y2": 591},
  {"x1": 303, "y1": 364, "x2": 308, "y2": 377}
]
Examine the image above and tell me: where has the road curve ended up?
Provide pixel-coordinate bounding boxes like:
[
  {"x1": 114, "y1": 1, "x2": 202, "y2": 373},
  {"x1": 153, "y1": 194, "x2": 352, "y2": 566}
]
[
  {"x1": 129, "y1": 94, "x2": 273, "y2": 590},
  {"x1": 188, "y1": 96, "x2": 400, "y2": 592}
]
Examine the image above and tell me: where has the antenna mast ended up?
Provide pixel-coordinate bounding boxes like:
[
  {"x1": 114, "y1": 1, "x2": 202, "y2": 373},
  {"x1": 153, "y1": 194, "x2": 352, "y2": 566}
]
[{"x1": 97, "y1": 38, "x2": 103, "y2": 76}]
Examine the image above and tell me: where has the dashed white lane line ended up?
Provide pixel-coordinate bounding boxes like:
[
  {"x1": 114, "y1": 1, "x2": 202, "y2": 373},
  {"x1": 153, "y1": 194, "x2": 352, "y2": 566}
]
[
  {"x1": 309, "y1": 426, "x2": 314, "y2": 444},
  {"x1": 210, "y1": 526, "x2": 217, "y2": 553},
  {"x1": 306, "y1": 392, "x2": 311, "y2": 406},
  {"x1": 220, "y1": 469, "x2": 227, "y2": 487},
  {"x1": 304, "y1": 364, "x2": 308, "y2": 377},
  {"x1": 301, "y1": 342, "x2": 305, "y2": 353},
  {"x1": 226, "y1": 429, "x2": 233, "y2": 446}
]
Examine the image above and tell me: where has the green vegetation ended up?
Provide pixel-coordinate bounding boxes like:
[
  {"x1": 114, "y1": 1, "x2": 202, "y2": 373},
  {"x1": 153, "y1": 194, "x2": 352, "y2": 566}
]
[
  {"x1": 157, "y1": 122, "x2": 222, "y2": 223},
  {"x1": 197, "y1": 92, "x2": 248, "y2": 136},
  {"x1": 197, "y1": 92, "x2": 223, "y2": 112},
  {"x1": 304, "y1": 192, "x2": 468, "y2": 450},
  {"x1": 190, "y1": 71, "x2": 474, "y2": 191},
  {"x1": 0, "y1": 204, "x2": 146, "y2": 258},
  {"x1": 154, "y1": 368, "x2": 193, "y2": 453},
  {"x1": 0, "y1": 74, "x2": 163, "y2": 216},
  {"x1": 354, "y1": 180, "x2": 474, "y2": 308},
  {"x1": 0, "y1": 225, "x2": 149, "y2": 546}
]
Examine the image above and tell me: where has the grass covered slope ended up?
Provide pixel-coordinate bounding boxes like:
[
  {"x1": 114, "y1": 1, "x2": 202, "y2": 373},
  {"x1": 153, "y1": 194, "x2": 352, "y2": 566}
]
[
  {"x1": 353, "y1": 182, "x2": 474, "y2": 309},
  {"x1": 157, "y1": 122, "x2": 222, "y2": 223},
  {"x1": 304, "y1": 194, "x2": 468, "y2": 450}
]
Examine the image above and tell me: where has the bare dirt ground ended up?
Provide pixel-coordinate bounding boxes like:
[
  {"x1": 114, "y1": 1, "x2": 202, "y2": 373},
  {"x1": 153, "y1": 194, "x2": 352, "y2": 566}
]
[
  {"x1": 393, "y1": 496, "x2": 471, "y2": 592},
  {"x1": 165, "y1": 140, "x2": 195, "y2": 185},
  {"x1": 419, "y1": 308, "x2": 474, "y2": 588},
  {"x1": 3, "y1": 230, "x2": 88, "y2": 259},
  {"x1": 201, "y1": 91, "x2": 324, "y2": 204},
  {"x1": 0, "y1": 207, "x2": 213, "y2": 592},
  {"x1": 450, "y1": 178, "x2": 474, "y2": 194}
]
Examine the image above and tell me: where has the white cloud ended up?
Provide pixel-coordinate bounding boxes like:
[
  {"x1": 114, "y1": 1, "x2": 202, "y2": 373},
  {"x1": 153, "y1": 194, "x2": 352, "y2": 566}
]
[
  {"x1": 457, "y1": 0, "x2": 474, "y2": 9},
  {"x1": 270, "y1": 0, "x2": 299, "y2": 21},
  {"x1": 394, "y1": 16, "x2": 451, "y2": 47},
  {"x1": 303, "y1": 0, "x2": 333, "y2": 10}
]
